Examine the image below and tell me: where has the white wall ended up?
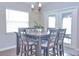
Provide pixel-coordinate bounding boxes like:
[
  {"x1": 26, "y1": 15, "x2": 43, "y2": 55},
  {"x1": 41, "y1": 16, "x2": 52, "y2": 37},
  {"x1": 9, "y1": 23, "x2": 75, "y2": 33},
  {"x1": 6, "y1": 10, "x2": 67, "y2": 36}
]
[
  {"x1": 0, "y1": 2, "x2": 43, "y2": 50},
  {"x1": 0, "y1": 2, "x2": 31, "y2": 51},
  {"x1": 42, "y1": 2, "x2": 79, "y2": 55}
]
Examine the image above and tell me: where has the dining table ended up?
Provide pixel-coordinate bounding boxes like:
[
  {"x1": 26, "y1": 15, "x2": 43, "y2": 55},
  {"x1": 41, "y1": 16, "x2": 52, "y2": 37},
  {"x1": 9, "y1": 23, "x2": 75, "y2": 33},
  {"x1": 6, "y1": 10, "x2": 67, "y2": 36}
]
[{"x1": 16, "y1": 31, "x2": 50, "y2": 56}]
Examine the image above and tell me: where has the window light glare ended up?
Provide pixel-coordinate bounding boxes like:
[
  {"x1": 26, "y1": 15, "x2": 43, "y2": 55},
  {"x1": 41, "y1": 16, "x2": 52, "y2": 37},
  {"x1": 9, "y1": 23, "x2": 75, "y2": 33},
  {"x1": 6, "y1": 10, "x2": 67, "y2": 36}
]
[
  {"x1": 39, "y1": 3, "x2": 42, "y2": 7},
  {"x1": 31, "y1": 4, "x2": 34, "y2": 8}
]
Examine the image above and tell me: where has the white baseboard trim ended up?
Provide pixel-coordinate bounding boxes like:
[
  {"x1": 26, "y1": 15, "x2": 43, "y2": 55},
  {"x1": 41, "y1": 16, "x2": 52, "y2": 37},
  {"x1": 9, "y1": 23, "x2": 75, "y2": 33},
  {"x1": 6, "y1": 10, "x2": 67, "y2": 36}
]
[
  {"x1": 0, "y1": 45, "x2": 16, "y2": 52},
  {"x1": 0, "y1": 45, "x2": 79, "y2": 56},
  {"x1": 64, "y1": 47, "x2": 79, "y2": 56}
]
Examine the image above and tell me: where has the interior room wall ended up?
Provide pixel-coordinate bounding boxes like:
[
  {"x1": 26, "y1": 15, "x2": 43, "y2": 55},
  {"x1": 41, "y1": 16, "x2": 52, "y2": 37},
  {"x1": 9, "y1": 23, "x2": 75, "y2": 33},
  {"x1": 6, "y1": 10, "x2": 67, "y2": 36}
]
[
  {"x1": 0, "y1": 2, "x2": 43, "y2": 51},
  {"x1": 41, "y1": 2, "x2": 79, "y2": 55},
  {"x1": 0, "y1": 2, "x2": 79, "y2": 55},
  {"x1": 0, "y1": 2, "x2": 31, "y2": 51}
]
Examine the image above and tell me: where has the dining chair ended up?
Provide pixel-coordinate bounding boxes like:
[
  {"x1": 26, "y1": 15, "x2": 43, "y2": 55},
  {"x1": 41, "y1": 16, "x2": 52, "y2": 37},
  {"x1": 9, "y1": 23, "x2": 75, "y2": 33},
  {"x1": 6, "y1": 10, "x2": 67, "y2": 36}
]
[
  {"x1": 47, "y1": 27, "x2": 56, "y2": 31},
  {"x1": 15, "y1": 32, "x2": 20, "y2": 55},
  {"x1": 41, "y1": 28, "x2": 59, "y2": 56},
  {"x1": 25, "y1": 28, "x2": 45, "y2": 56},
  {"x1": 38, "y1": 35, "x2": 49, "y2": 56},
  {"x1": 18, "y1": 28, "x2": 37, "y2": 56},
  {"x1": 18, "y1": 28, "x2": 28, "y2": 56},
  {"x1": 57, "y1": 29, "x2": 66, "y2": 56}
]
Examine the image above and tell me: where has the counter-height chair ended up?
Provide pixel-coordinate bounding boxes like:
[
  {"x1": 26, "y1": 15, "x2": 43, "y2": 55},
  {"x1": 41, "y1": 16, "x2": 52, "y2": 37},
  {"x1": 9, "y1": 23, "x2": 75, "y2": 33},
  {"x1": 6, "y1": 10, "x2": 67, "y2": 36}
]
[
  {"x1": 47, "y1": 28, "x2": 58, "y2": 32},
  {"x1": 18, "y1": 28, "x2": 28, "y2": 56},
  {"x1": 57, "y1": 29, "x2": 66, "y2": 56},
  {"x1": 48, "y1": 28, "x2": 56, "y2": 30},
  {"x1": 41, "y1": 29, "x2": 59, "y2": 56},
  {"x1": 15, "y1": 32, "x2": 20, "y2": 55},
  {"x1": 18, "y1": 28, "x2": 37, "y2": 56},
  {"x1": 25, "y1": 28, "x2": 35, "y2": 33},
  {"x1": 15, "y1": 28, "x2": 26, "y2": 56},
  {"x1": 37, "y1": 35, "x2": 49, "y2": 56}
]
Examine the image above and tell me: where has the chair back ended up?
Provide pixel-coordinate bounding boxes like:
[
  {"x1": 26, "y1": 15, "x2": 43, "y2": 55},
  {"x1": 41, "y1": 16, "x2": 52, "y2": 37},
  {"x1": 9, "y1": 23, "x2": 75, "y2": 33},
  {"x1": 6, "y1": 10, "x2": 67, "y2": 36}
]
[
  {"x1": 47, "y1": 28, "x2": 59, "y2": 56},
  {"x1": 58, "y1": 29, "x2": 66, "y2": 44},
  {"x1": 57, "y1": 29, "x2": 66, "y2": 56},
  {"x1": 49, "y1": 28, "x2": 59, "y2": 45},
  {"x1": 18, "y1": 28, "x2": 27, "y2": 41}
]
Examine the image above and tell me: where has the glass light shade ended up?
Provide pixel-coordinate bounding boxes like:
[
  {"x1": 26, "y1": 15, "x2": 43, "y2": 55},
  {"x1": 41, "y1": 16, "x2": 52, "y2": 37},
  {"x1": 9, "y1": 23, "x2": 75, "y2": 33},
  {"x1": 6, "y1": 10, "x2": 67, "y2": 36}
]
[
  {"x1": 38, "y1": 3, "x2": 42, "y2": 7},
  {"x1": 31, "y1": 4, "x2": 34, "y2": 8}
]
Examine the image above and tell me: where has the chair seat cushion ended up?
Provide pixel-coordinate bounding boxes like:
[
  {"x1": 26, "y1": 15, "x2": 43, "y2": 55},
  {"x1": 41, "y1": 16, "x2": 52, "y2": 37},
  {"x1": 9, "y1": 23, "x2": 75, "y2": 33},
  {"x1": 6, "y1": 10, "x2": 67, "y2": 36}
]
[
  {"x1": 23, "y1": 41, "x2": 36, "y2": 45},
  {"x1": 41, "y1": 40, "x2": 48, "y2": 47}
]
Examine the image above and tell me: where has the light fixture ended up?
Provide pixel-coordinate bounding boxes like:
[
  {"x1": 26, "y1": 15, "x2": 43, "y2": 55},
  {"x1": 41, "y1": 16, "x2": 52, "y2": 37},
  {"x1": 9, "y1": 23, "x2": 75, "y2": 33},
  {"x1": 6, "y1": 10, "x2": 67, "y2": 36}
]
[
  {"x1": 38, "y1": 2, "x2": 42, "y2": 7},
  {"x1": 31, "y1": 4, "x2": 34, "y2": 9},
  {"x1": 31, "y1": 2, "x2": 42, "y2": 11},
  {"x1": 38, "y1": 2, "x2": 42, "y2": 11}
]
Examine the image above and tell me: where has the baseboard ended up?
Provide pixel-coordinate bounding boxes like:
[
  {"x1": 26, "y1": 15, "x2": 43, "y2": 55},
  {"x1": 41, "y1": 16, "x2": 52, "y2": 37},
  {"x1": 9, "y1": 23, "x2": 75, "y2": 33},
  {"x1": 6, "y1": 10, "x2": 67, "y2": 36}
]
[
  {"x1": 64, "y1": 46, "x2": 79, "y2": 56},
  {"x1": 0, "y1": 45, "x2": 16, "y2": 52},
  {"x1": 0, "y1": 45, "x2": 79, "y2": 56}
]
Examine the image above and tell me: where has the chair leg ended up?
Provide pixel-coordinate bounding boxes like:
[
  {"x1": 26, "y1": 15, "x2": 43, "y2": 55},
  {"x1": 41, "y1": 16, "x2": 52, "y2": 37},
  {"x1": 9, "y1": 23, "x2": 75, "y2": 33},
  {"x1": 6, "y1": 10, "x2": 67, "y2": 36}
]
[
  {"x1": 62, "y1": 45, "x2": 64, "y2": 56},
  {"x1": 53, "y1": 47, "x2": 56, "y2": 56},
  {"x1": 21, "y1": 44, "x2": 23, "y2": 56},
  {"x1": 61, "y1": 45, "x2": 64, "y2": 56},
  {"x1": 27, "y1": 44, "x2": 29, "y2": 56},
  {"x1": 30, "y1": 45, "x2": 33, "y2": 55},
  {"x1": 59, "y1": 45, "x2": 64, "y2": 56},
  {"x1": 57, "y1": 45, "x2": 60, "y2": 56},
  {"x1": 24, "y1": 45, "x2": 27, "y2": 56},
  {"x1": 57, "y1": 45, "x2": 59, "y2": 56},
  {"x1": 45, "y1": 48, "x2": 48, "y2": 56},
  {"x1": 43, "y1": 48, "x2": 46, "y2": 56},
  {"x1": 35, "y1": 44, "x2": 39, "y2": 56}
]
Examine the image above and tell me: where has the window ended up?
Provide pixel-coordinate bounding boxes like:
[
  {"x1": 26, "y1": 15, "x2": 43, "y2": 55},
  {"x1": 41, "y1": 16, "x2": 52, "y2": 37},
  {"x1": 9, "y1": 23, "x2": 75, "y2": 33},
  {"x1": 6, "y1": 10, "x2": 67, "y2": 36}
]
[
  {"x1": 48, "y1": 16, "x2": 56, "y2": 28},
  {"x1": 47, "y1": 8, "x2": 76, "y2": 44},
  {"x1": 63, "y1": 16, "x2": 72, "y2": 34},
  {"x1": 6, "y1": 9, "x2": 29, "y2": 32},
  {"x1": 62, "y1": 15, "x2": 72, "y2": 44}
]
